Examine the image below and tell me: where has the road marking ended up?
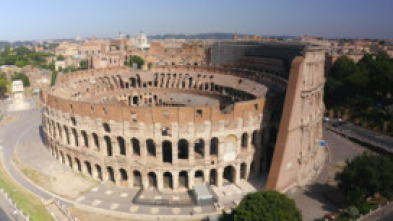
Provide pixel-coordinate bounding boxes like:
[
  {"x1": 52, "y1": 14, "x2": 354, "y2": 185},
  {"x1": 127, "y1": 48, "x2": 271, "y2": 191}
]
[
  {"x1": 92, "y1": 199, "x2": 102, "y2": 206},
  {"x1": 130, "y1": 206, "x2": 139, "y2": 212}
]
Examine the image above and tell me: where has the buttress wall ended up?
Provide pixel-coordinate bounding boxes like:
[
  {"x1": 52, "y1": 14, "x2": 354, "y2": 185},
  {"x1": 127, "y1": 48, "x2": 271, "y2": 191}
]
[{"x1": 266, "y1": 48, "x2": 326, "y2": 192}]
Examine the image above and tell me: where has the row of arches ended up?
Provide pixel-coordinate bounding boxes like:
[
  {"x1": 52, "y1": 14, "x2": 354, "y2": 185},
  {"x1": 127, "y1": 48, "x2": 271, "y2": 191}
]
[
  {"x1": 45, "y1": 119, "x2": 261, "y2": 163},
  {"x1": 51, "y1": 146, "x2": 252, "y2": 190}
]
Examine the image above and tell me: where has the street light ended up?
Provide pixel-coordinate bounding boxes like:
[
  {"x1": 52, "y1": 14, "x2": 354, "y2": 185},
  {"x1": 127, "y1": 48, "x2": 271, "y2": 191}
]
[{"x1": 13, "y1": 209, "x2": 18, "y2": 221}]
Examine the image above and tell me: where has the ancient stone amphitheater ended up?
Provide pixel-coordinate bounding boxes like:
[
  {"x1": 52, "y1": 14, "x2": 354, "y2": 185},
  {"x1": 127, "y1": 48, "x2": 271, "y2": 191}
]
[{"x1": 41, "y1": 43, "x2": 326, "y2": 199}]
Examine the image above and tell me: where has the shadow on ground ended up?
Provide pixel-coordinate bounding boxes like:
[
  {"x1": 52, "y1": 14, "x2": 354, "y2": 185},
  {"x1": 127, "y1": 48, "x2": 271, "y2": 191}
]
[{"x1": 303, "y1": 182, "x2": 349, "y2": 216}]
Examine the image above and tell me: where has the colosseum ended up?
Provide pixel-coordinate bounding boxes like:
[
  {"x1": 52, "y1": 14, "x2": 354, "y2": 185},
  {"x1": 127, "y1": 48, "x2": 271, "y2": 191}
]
[{"x1": 41, "y1": 42, "x2": 326, "y2": 207}]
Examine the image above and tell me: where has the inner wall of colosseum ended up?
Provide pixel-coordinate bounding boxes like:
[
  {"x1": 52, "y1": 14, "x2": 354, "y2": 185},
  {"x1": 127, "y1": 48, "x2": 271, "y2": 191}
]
[{"x1": 42, "y1": 66, "x2": 285, "y2": 193}]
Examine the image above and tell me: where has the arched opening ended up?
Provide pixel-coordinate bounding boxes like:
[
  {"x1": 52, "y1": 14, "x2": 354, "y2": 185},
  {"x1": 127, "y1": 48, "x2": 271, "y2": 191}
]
[
  {"x1": 107, "y1": 166, "x2": 115, "y2": 183},
  {"x1": 162, "y1": 140, "x2": 172, "y2": 163},
  {"x1": 57, "y1": 124, "x2": 62, "y2": 140},
  {"x1": 64, "y1": 126, "x2": 70, "y2": 144},
  {"x1": 240, "y1": 163, "x2": 247, "y2": 180},
  {"x1": 119, "y1": 168, "x2": 128, "y2": 181},
  {"x1": 132, "y1": 96, "x2": 139, "y2": 105},
  {"x1": 194, "y1": 139, "x2": 205, "y2": 159},
  {"x1": 250, "y1": 161, "x2": 255, "y2": 177},
  {"x1": 67, "y1": 155, "x2": 72, "y2": 168},
  {"x1": 178, "y1": 139, "x2": 189, "y2": 159},
  {"x1": 85, "y1": 161, "x2": 92, "y2": 176},
  {"x1": 148, "y1": 172, "x2": 157, "y2": 189},
  {"x1": 241, "y1": 133, "x2": 248, "y2": 151},
  {"x1": 179, "y1": 171, "x2": 188, "y2": 188},
  {"x1": 210, "y1": 169, "x2": 217, "y2": 186},
  {"x1": 75, "y1": 158, "x2": 81, "y2": 172},
  {"x1": 81, "y1": 131, "x2": 88, "y2": 148},
  {"x1": 195, "y1": 170, "x2": 204, "y2": 184},
  {"x1": 133, "y1": 171, "x2": 142, "y2": 188},
  {"x1": 252, "y1": 130, "x2": 260, "y2": 149},
  {"x1": 146, "y1": 139, "x2": 156, "y2": 157},
  {"x1": 163, "y1": 172, "x2": 173, "y2": 189},
  {"x1": 117, "y1": 136, "x2": 126, "y2": 156},
  {"x1": 131, "y1": 138, "x2": 140, "y2": 156},
  {"x1": 93, "y1": 133, "x2": 100, "y2": 150},
  {"x1": 95, "y1": 164, "x2": 102, "y2": 181},
  {"x1": 105, "y1": 136, "x2": 112, "y2": 156},
  {"x1": 223, "y1": 165, "x2": 236, "y2": 183},
  {"x1": 210, "y1": 137, "x2": 218, "y2": 157}
]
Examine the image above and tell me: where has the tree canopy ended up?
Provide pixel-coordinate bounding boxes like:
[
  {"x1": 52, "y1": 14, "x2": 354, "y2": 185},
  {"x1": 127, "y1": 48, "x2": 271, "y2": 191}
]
[
  {"x1": 0, "y1": 72, "x2": 9, "y2": 97},
  {"x1": 335, "y1": 153, "x2": 393, "y2": 207},
  {"x1": 325, "y1": 53, "x2": 393, "y2": 130},
  {"x1": 0, "y1": 46, "x2": 51, "y2": 67},
  {"x1": 127, "y1": 55, "x2": 144, "y2": 69},
  {"x1": 221, "y1": 190, "x2": 302, "y2": 221}
]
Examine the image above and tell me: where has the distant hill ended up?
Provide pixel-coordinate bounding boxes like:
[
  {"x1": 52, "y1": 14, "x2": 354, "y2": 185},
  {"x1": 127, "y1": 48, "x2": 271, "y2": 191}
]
[
  {"x1": 148, "y1": 33, "x2": 294, "y2": 40},
  {"x1": 0, "y1": 41, "x2": 10, "y2": 50}
]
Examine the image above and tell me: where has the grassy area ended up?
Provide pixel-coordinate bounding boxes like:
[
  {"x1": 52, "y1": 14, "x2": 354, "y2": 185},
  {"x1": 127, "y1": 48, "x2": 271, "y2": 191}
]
[{"x1": 0, "y1": 153, "x2": 53, "y2": 221}]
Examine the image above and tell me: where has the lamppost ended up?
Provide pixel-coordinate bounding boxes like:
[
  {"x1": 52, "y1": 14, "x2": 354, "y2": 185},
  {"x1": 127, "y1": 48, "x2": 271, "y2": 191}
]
[{"x1": 13, "y1": 209, "x2": 18, "y2": 221}]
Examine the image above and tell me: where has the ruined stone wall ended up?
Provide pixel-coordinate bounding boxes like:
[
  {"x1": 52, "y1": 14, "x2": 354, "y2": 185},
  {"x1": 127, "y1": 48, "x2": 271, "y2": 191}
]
[
  {"x1": 266, "y1": 48, "x2": 326, "y2": 192},
  {"x1": 42, "y1": 67, "x2": 280, "y2": 192}
]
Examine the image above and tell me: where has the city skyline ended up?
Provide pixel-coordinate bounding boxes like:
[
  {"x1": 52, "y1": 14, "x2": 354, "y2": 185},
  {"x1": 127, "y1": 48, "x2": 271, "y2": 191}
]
[{"x1": 1, "y1": 0, "x2": 393, "y2": 41}]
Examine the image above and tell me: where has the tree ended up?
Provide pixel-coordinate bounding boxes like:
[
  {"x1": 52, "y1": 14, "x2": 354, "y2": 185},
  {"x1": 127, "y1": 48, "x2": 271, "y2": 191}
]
[
  {"x1": 335, "y1": 153, "x2": 393, "y2": 206},
  {"x1": 51, "y1": 71, "x2": 58, "y2": 86},
  {"x1": 12, "y1": 73, "x2": 30, "y2": 87},
  {"x1": 129, "y1": 55, "x2": 144, "y2": 69},
  {"x1": 57, "y1": 55, "x2": 65, "y2": 61},
  {"x1": 221, "y1": 190, "x2": 302, "y2": 221},
  {"x1": 0, "y1": 77, "x2": 8, "y2": 98},
  {"x1": 79, "y1": 59, "x2": 88, "y2": 70}
]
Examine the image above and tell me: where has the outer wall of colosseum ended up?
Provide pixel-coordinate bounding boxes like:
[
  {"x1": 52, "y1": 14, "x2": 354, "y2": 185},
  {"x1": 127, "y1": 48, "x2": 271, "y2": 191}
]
[
  {"x1": 41, "y1": 66, "x2": 285, "y2": 193},
  {"x1": 41, "y1": 44, "x2": 326, "y2": 195},
  {"x1": 266, "y1": 49, "x2": 326, "y2": 192}
]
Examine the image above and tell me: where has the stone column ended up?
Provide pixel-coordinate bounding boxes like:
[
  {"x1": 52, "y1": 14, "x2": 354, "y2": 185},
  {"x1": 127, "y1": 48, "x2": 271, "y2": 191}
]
[
  {"x1": 204, "y1": 169, "x2": 210, "y2": 183},
  {"x1": 218, "y1": 139, "x2": 224, "y2": 163},
  {"x1": 157, "y1": 172, "x2": 163, "y2": 191},
  {"x1": 125, "y1": 139, "x2": 131, "y2": 158},
  {"x1": 188, "y1": 169, "x2": 195, "y2": 189},
  {"x1": 140, "y1": 141, "x2": 147, "y2": 165},
  {"x1": 235, "y1": 164, "x2": 241, "y2": 185},
  {"x1": 111, "y1": 136, "x2": 119, "y2": 156},
  {"x1": 156, "y1": 142, "x2": 163, "y2": 163},
  {"x1": 173, "y1": 171, "x2": 179, "y2": 189},
  {"x1": 102, "y1": 167, "x2": 109, "y2": 182},
  {"x1": 172, "y1": 141, "x2": 178, "y2": 165},
  {"x1": 142, "y1": 172, "x2": 149, "y2": 189},
  {"x1": 217, "y1": 168, "x2": 224, "y2": 188},
  {"x1": 189, "y1": 139, "x2": 195, "y2": 164},
  {"x1": 204, "y1": 140, "x2": 211, "y2": 164},
  {"x1": 247, "y1": 132, "x2": 252, "y2": 152},
  {"x1": 98, "y1": 136, "x2": 105, "y2": 154},
  {"x1": 128, "y1": 170, "x2": 134, "y2": 188},
  {"x1": 236, "y1": 138, "x2": 241, "y2": 155}
]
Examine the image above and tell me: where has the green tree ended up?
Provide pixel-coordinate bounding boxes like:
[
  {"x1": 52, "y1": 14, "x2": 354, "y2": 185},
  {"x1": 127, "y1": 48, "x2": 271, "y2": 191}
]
[
  {"x1": 129, "y1": 55, "x2": 144, "y2": 69},
  {"x1": 79, "y1": 59, "x2": 88, "y2": 70},
  {"x1": 0, "y1": 76, "x2": 8, "y2": 97},
  {"x1": 335, "y1": 153, "x2": 393, "y2": 206},
  {"x1": 51, "y1": 71, "x2": 58, "y2": 86},
  {"x1": 12, "y1": 73, "x2": 30, "y2": 87},
  {"x1": 57, "y1": 55, "x2": 65, "y2": 61},
  {"x1": 221, "y1": 190, "x2": 302, "y2": 221}
]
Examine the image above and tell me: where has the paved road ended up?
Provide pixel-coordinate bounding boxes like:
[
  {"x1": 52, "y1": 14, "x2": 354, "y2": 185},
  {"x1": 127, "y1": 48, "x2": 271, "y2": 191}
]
[
  {"x1": 291, "y1": 126, "x2": 365, "y2": 221},
  {"x1": 326, "y1": 119, "x2": 393, "y2": 153},
  {"x1": 0, "y1": 107, "x2": 52, "y2": 202}
]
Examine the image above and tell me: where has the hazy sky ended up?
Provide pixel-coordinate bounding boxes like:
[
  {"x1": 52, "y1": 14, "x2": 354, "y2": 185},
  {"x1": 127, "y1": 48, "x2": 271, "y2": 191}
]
[{"x1": 0, "y1": 0, "x2": 392, "y2": 41}]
